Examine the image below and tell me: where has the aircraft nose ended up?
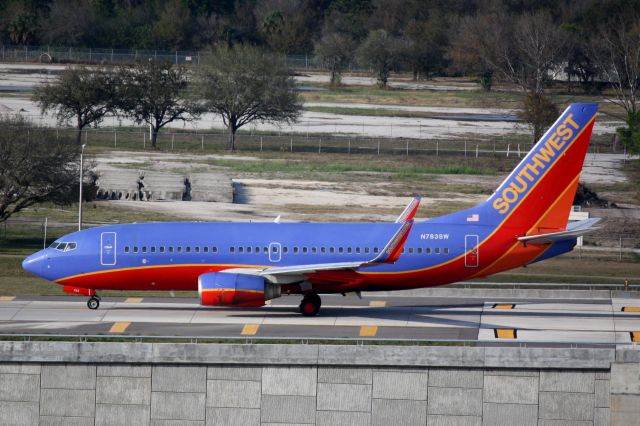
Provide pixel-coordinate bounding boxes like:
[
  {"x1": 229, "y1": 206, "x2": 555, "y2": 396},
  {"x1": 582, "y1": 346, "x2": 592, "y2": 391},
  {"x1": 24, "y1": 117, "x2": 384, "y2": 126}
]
[{"x1": 22, "y1": 251, "x2": 45, "y2": 277}]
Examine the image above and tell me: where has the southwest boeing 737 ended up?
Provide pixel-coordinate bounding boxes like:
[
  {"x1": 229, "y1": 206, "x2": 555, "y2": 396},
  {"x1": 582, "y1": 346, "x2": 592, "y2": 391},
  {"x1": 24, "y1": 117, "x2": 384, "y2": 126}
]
[{"x1": 23, "y1": 103, "x2": 601, "y2": 316}]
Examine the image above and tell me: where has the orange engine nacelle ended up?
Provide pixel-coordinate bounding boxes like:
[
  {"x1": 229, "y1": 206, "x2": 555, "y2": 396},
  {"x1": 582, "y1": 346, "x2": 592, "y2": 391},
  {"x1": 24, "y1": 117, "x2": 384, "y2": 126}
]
[{"x1": 198, "y1": 272, "x2": 280, "y2": 307}]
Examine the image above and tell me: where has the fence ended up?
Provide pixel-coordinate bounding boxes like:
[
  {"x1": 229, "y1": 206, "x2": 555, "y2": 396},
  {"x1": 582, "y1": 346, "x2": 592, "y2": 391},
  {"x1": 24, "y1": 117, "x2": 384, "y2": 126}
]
[
  {"x1": 0, "y1": 44, "x2": 335, "y2": 71},
  {"x1": 47, "y1": 127, "x2": 621, "y2": 158}
]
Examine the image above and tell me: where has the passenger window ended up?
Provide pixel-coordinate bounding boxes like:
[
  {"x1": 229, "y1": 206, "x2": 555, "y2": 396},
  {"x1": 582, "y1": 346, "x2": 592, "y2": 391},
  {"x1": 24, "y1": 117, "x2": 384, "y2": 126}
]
[
  {"x1": 426, "y1": 248, "x2": 431, "y2": 254},
  {"x1": 133, "y1": 246, "x2": 139, "y2": 253},
  {"x1": 212, "y1": 246, "x2": 217, "y2": 253},
  {"x1": 160, "y1": 246, "x2": 165, "y2": 253},
  {"x1": 321, "y1": 247, "x2": 326, "y2": 254},
  {"x1": 169, "y1": 246, "x2": 174, "y2": 253},
  {"x1": 230, "y1": 247, "x2": 235, "y2": 253},
  {"x1": 435, "y1": 248, "x2": 440, "y2": 254},
  {"x1": 330, "y1": 247, "x2": 335, "y2": 253},
  {"x1": 124, "y1": 246, "x2": 130, "y2": 253},
  {"x1": 365, "y1": 247, "x2": 370, "y2": 254},
  {"x1": 409, "y1": 248, "x2": 414, "y2": 254},
  {"x1": 401, "y1": 248, "x2": 405, "y2": 253},
  {"x1": 195, "y1": 247, "x2": 200, "y2": 253},
  {"x1": 374, "y1": 247, "x2": 379, "y2": 253},
  {"x1": 338, "y1": 247, "x2": 343, "y2": 253},
  {"x1": 273, "y1": 246, "x2": 279, "y2": 253},
  {"x1": 151, "y1": 246, "x2": 156, "y2": 253},
  {"x1": 203, "y1": 246, "x2": 208, "y2": 253},
  {"x1": 356, "y1": 247, "x2": 360, "y2": 254},
  {"x1": 294, "y1": 247, "x2": 299, "y2": 253},
  {"x1": 417, "y1": 248, "x2": 422, "y2": 254},
  {"x1": 303, "y1": 247, "x2": 308, "y2": 254},
  {"x1": 238, "y1": 247, "x2": 243, "y2": 253},
  {"x1": 255, "y1": 247, "x2": 260, "y2": 253},
  {"x1": 283, "y1": 247, "x2": 288, "y2": 254},
  {"x1": 247, "y1": 247, "x2": 252, "y2": 253},
  {"x1": 185, "y1": 246, "x2": 191, "y2": 253},
  {"x1": 444, "y1": 248, "x2": 450, "y2": 254},
  {"x1": 177, "y1": 247, "x2": 183, "y2": 253},
  {"x1": 312, "y1": 247, "x2": 317, "y2": 254},
  {"x1": 263, "y1": 246, "x2": 268, "y2": 253},
  {"x1": 347, "y1": 247, "x2": 352, "y2": 254},
  {"x1": 142, "y1": 246, "x2": 147, "y2": 253}
]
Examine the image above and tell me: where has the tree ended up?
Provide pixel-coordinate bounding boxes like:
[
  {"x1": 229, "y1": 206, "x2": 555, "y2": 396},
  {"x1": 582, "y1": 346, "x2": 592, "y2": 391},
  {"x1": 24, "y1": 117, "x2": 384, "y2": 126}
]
[
  {"x1": 33, "y1": 66, "x2": 117, "y2": 144},
  {"x1": 588, "y1": 16, "x2": 640, "y2": 155},
  {"x1": 314, "y1": 32, "x2": 356, "y2": 87},
  {"x1": 357, "y1": 29, "x2": 403, "y2": 88},
  {"x1": 0, "y1": 115, "x2": 80, "y2": 223},
  {"x1": 195, "y1": 45, "x2": 301, "y2": 151},
  {"x1": 453, "y1": 11, "x2": 566, "y2": 140},
  {"x1": 118, "y1": 61, "x2": 200, "y2": 149}
]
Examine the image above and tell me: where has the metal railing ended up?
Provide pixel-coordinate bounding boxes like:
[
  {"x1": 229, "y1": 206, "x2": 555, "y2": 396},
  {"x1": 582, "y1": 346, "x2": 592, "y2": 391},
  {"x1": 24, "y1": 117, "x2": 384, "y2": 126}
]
[{"x1": 0, "y1": 333, "x2": 631, "y2": 348}]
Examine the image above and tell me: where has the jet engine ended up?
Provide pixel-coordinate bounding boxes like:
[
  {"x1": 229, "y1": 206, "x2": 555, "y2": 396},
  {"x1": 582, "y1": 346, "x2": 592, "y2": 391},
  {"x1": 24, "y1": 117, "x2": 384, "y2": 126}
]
[{"x1": 198, "y1": 272, "x2": 280, "y2": 307}]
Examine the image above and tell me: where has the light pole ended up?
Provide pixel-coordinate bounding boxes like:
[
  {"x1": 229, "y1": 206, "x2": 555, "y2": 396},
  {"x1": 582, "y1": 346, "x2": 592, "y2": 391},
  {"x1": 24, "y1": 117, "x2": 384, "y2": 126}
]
[{"x1": 78, "y1": 144, "x2": 86, "y2": 231}]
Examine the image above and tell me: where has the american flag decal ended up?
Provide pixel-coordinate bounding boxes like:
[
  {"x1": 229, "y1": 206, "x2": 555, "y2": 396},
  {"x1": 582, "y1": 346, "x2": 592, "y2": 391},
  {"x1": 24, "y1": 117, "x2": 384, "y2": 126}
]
[{"x1": 466, "y1": 213, "x2": 479, "y2": 222}]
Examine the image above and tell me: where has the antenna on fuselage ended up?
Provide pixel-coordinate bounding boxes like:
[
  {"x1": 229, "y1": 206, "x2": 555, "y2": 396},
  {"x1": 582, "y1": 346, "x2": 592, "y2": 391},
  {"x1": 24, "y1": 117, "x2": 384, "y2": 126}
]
[{"x1": 274, "y1": 215, "x2": 281, "y2": 223}]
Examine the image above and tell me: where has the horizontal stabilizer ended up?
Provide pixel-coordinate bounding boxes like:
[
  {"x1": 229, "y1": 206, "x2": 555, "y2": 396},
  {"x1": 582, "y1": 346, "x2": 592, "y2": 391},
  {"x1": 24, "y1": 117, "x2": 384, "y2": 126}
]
[
  {"x1": 518, "y1": 218, "x2": 601, "y2": 245},
  {"x1": 396, "y1": 196, "x2": 421, "y2": 223}
]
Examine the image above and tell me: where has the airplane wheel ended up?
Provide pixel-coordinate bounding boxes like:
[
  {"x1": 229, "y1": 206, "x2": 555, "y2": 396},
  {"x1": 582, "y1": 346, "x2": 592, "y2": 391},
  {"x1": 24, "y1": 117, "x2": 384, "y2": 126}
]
[
  {"x1": 87, "y1": 297, "x2": 100, "y2": 310},
  {"x1": 299, "y1": 294, "x2": 321, "y2": 317}
]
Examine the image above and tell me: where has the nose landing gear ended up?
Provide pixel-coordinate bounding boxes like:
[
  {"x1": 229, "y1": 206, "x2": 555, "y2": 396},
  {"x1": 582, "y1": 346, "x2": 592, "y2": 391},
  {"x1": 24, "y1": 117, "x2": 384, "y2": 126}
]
[
  {"x1": 87, "y1": 295, "x2": 101, "y2": 310},
  {"x1": 299, "y1": 293, "x2": 321, "y2": 316}
]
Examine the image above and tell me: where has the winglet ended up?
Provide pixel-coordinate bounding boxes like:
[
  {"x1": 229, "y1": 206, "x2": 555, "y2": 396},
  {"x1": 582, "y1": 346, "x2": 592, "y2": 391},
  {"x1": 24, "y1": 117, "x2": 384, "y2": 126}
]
[
  {"x1": 395, "y1": 196, "x2": 422, "y2": 223},
  {"x1": 369, "y1": 220, "x2": 414, "y2": 264}
]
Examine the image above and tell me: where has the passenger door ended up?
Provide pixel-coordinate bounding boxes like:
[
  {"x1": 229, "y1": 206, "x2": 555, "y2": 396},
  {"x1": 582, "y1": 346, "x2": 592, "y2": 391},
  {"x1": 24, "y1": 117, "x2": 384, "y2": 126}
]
[{"x1": 101, "y1": 232, "x2": 117, "y2": 266}]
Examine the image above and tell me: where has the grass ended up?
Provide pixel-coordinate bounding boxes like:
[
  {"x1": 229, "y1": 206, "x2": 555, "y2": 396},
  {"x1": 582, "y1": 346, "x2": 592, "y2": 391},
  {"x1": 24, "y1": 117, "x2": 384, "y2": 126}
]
[{"x1": 211, "y1": 157, "x2": 500, "y2": 176}]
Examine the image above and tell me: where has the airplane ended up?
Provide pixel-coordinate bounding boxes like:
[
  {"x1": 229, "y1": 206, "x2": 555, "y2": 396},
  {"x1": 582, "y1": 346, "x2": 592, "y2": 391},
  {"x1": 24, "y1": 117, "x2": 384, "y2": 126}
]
[{"x1": 23, "y1": 103, "x2": 601, "y2": 316}]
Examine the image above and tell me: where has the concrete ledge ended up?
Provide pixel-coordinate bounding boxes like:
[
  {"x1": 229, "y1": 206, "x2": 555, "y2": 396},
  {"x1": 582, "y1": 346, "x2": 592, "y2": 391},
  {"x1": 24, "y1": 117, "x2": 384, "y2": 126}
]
[{"x1": 0, "y1": 342, "x2": 620, "y2": 369}]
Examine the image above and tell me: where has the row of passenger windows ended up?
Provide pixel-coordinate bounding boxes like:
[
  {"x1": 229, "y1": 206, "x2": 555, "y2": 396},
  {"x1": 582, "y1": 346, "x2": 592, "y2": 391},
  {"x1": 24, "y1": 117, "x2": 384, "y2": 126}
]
[
  {"x1": 123, "y1": 245, "x2": 450, "y2": 255},
  {"x1": 124, "y1": 246, "x2": 218, "y2": 254}
]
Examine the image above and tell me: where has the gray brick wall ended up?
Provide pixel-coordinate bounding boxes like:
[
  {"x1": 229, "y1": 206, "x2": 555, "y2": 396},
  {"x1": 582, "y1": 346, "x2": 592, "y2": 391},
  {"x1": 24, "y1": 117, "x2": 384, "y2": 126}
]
[{"x1": 0, "y1": 362, "x2": 632, "y2": 425}]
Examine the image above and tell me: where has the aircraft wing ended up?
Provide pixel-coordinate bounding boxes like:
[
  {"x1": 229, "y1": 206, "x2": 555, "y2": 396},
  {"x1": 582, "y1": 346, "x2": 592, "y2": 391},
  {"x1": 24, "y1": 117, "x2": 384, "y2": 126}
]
[
  {"x1": 259, "y1": 219, "x2": 414, "y2": 278},
  {"x1": 395, "y1": 196, "x2": 421, "y2": 223},
  {"x1": 518, "y1": 218, "x2": 601, "y2": 245}
]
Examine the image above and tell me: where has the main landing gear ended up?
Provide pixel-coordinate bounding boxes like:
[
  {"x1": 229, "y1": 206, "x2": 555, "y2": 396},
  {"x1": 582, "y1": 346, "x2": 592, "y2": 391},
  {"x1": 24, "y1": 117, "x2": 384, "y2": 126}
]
[
  {"x1": 299, "y1": 293, "x2": 321, "y2": 316},
  {"x1": 87, "y1": 295, "x2": 101, "y2": 310}
]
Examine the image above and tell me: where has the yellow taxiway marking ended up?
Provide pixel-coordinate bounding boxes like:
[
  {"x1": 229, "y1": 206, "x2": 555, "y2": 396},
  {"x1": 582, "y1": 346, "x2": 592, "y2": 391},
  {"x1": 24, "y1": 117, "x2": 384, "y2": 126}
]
[
  {"x1": 0, "y1": 296, "x2": 15, "y2": 301},
  {"x1": 360, "y1": 326, "x2": 378, "y2": 337},
  {"x1": 622, "y1": 306, "x2": 640, "y2": 313},
  {"x1": 241, "y1": 324, "x2": 260, "y2": 336},
  {"x1": 493, "y1": 304, "x2": 515, "y2": 309},
  {"x1": 369, "y1": 301, "x2": 386, "y2": 307},
  {"x1": 494, "y1": 329, "x2": 517, "y2": 339},
  {"x1": 125, "y1": 298, "x2": 144, "y2": 303},
  {"x1": 631, "y1": 332, "x2": 640, "y2": 343},
  {"x1": 109, "y1": 322, "x2": 131, "y2": 334}
]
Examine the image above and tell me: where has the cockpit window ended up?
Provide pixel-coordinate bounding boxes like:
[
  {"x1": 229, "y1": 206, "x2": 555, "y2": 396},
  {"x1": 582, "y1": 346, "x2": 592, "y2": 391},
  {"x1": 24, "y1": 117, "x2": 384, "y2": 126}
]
[{"x1": 49, "y1": 241, "x2": 77, "y2": 252}]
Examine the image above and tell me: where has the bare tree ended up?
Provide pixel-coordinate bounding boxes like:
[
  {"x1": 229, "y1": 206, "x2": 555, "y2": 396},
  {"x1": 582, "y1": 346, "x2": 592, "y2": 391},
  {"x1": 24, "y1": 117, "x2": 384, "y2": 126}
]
[
  {"x1": 588, "y1": 17, "x2": 640, "y2": 154},
  {"x1": 314, "y1": 32, "x2": 356, "y2": 87},
  {"x1": 33, "y1": 66, "x2": 117, "y2": 144},
  {"x1": 195, "y1": 45, "x2": 301, "y2": 151},
  {"x1": 0, "y1": 115, "x2": 80, "y2": 223},
  {"x1": 454, "y1": 12, "x2": 566, "y2": 140},
  {"x1": 118, "y1": 61, "x2": 200, "y2": 149}
]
